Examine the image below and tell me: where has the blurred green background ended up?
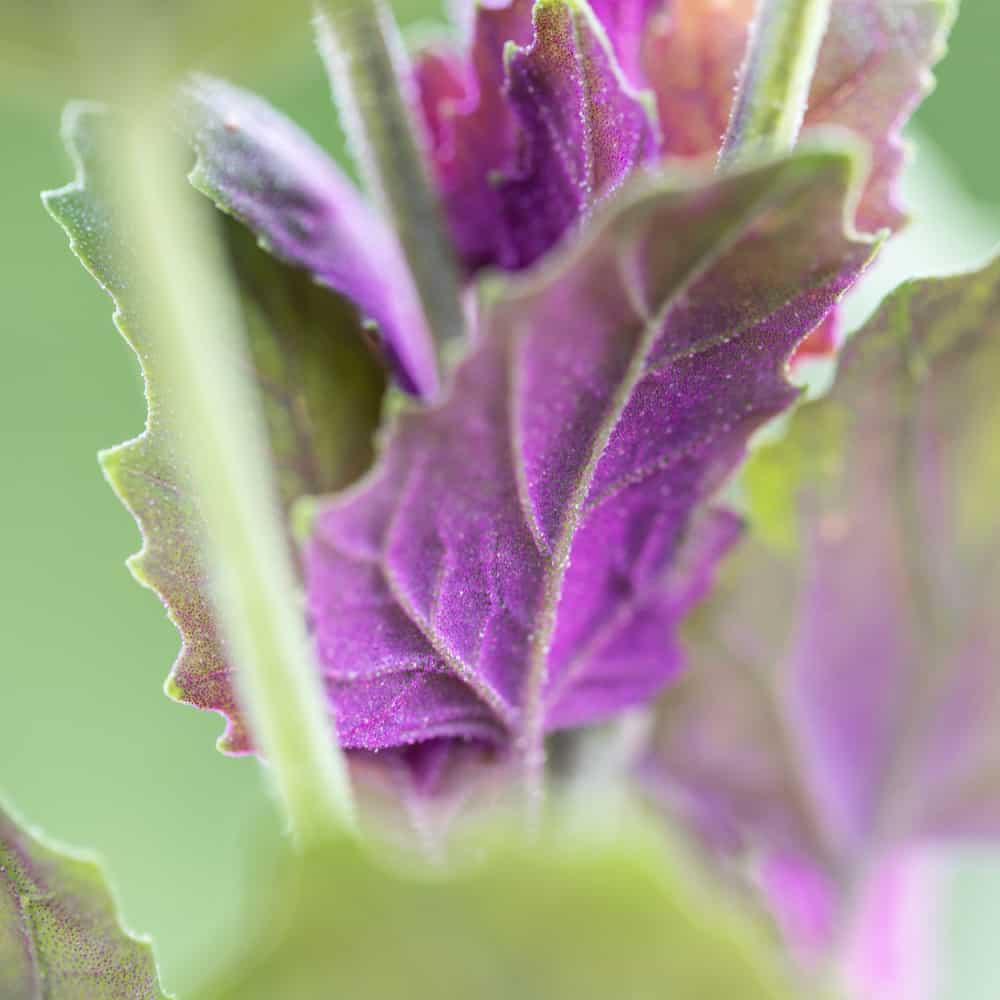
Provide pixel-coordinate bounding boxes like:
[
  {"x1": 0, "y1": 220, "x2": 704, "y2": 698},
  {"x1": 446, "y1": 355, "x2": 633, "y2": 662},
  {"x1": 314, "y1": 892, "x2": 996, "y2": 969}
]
[{"x1": 2, "y1": 2, "x2": 999, "y2": 996}]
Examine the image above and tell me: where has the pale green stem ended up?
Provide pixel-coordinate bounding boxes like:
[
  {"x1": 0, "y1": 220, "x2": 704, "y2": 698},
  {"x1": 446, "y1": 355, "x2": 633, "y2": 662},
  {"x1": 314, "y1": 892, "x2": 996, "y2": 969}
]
[
  {"x1": 317, "y1": 0, "x2": 466, "y2": 360},
  {"x1": 114, "y1": 104, "x2": 355, "y2": 846},
  {"x1": 717, "y1": 0, "x2": 833, "y2": 169}
]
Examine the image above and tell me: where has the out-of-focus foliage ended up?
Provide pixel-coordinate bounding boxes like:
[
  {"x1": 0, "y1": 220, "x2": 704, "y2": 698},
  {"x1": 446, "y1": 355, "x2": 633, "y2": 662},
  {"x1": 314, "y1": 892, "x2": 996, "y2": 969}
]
[
  {"x1": 0, "y1": 0, "x2": 309, "y2": 98},
  {"x1": 193, "y1": 823, "x2": 794, "y2": 1000},
  {"x1": 642, "y1": 251, "x2": 1000, "y2": 979}
]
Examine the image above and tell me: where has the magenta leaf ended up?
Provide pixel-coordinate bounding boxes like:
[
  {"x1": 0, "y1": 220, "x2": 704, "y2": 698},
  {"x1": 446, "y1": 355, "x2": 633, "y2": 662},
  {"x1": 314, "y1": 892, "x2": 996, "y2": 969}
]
[
  {"x1": 496, "y1": 0, "x2": 660, "y2": 270},
  {"x1": 43, "y1": 104, "x2": 386, "y2": 753},
  {"x1": 414, "y1": 0, "x2": 535, "y2": 275},
  {"x1": 640, "y1": 254, "x2": 1000, "y2": 959},
  {"x1": 0, "y1": 802, "x2": 167, "y2": 999},
  {"x1": 587, "y1": 0, "x2": 662, "y2": 85},
  {"x1": 182, "y1": 75, "x2": 438, "y2": 397},
  {"x1": 417, "y1": 0, "x2": 659, "y2": 274},
  {"x1": 643, "y1": 0, "x2": 956, "y2": 232},
  {"x1": 305, "y1": 146, "x2": 875, "y2": 764}
]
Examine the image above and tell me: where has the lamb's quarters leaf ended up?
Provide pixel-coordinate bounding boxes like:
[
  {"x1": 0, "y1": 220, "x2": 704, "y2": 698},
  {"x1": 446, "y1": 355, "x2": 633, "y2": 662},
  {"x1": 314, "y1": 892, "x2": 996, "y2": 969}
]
[
  {"x1": 305, "y1": 145, "x2": 877, "y2": 762},
  {"x1": 181, "y1": 76, "x2": 440, "y2": 398},
  {"x1": 641, "y1": 254, "x2": 1000, "y2": 968},
  {"x1": 42, "y1": 104, "x2": 385, "y2": 753},
  {"x1": 192, "y1": 821, "x2": 795, "y2": 1000},
  {"x1": 642, "y1": 0, "x2": 955, "y2": 233},
  {"x1": 0, "y1": 802, "x2": 167, "y2": 1000}
]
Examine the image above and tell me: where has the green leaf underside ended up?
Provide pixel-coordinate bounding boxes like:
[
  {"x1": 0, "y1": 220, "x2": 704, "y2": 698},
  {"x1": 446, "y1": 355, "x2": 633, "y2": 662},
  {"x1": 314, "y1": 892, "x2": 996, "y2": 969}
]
[
  {"x1": 42, "y1": 106, "x2": 386, "y2": 752},
  {"x1": 0, "y1": 804, "x2": 166, "y2": 1000},
  {"x1": 194, "y1": 824, "x2": 794, "y2": 1000}
]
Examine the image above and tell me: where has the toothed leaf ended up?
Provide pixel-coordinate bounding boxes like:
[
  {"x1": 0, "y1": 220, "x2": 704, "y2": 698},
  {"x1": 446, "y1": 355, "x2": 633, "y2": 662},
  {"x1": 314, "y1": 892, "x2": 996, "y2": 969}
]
[
  {"x1": 43, "y1": 105, "x2": 385, "y2": 753},
  {"x1": 0, "y1": 803, "x2": 167, "y2": 1000}
]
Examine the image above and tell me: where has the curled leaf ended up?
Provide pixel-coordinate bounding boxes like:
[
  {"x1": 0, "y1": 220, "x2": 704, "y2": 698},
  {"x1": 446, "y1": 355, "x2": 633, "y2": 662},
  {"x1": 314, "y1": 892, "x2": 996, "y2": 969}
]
[
  {"x1": 417, "y1": 0, "x2": 659, "y2": 273},
  {"x1": 182, "y1": 76, "x2": 438, "y2": 397}
]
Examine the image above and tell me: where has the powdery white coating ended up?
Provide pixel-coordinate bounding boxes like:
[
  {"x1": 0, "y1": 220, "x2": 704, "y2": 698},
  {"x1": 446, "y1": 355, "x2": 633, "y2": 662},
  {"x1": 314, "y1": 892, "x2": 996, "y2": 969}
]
[{"x1": 306, "y1": 151, "x2": 874, "y2": 761}]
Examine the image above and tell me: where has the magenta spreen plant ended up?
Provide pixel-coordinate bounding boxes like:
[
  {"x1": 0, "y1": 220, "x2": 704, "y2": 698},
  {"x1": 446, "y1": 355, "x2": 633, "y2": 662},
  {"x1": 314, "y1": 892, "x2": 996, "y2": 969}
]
[{"x1": 8, "y1": 0, "x2": 999, "y2": 996}]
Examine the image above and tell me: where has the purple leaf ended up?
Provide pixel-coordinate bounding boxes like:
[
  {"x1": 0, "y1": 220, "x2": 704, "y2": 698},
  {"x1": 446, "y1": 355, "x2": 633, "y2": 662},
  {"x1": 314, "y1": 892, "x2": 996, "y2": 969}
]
[
  {"x1": 496, "y1": 0, "x2": 661, "y2": 269},
  {"x1": 640, "y1": 255, "x2": 1000, "y2": 963},
  {"x1": 305, "y1": 147, "x2": 875, "y2": 764},
  {"x1": 414, "y1": 0, "x2": 535, "y2": 275},
  {"x1": 416, "y1": 0, "x2": 659, "y2": 273},
  {"x1": 43, "y1": 104, "x2": 385, "y2": 754},
  {"x1": 182, "y1": 75, "x2": 439, "y2": 397},
  {"x1": 643, "y1": 0, "x2": 955, "y2": 232},
  {"x1": 587, "y1": 0, "x2": 663, "y2": 85}
]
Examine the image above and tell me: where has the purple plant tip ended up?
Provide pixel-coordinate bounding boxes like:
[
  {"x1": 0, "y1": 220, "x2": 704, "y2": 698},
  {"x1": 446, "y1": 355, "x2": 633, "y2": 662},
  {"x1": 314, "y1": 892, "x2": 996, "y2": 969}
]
[
  {"x1": 417, "y1": 0, "x2": 659, "y2": 274},
  {"x1": 44, "y1": 0, "x2": 953, "y2": 796},
  {"x1": 420, "y1": 0, "x2": 953, "y2": 280}
]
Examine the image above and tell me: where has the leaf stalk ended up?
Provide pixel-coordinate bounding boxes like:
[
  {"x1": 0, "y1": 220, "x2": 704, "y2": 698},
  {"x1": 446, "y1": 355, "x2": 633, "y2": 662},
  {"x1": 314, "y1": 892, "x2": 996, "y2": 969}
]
[
  {"x1": 317, "y1": 0, "x2": 466, "y2": 367},
  {"x1": 718, "y1": 0, "x2": 833, "y2": 169},
  {"x1": 113, "y1": 104, "x2": 356, "y2": 846}
]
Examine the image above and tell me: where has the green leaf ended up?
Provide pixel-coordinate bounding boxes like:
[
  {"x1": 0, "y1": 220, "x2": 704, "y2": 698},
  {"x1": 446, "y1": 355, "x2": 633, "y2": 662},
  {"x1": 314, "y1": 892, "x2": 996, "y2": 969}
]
[
  {"x1": 42, "y1": 103, "x2": 386, "y2": 753},
  {"x1": 0, "y1": 802, "x2": 167, "y2": 1000},
  {"x1": 193, "y1": 822, "x2": 795, "y2": 1000}
]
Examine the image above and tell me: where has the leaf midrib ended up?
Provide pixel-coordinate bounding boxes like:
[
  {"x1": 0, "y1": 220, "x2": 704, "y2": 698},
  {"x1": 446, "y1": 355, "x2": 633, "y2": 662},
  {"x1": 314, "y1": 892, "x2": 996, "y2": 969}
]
[{"x1": 517, "y1": 167, "x2": 813, "y2": 774}]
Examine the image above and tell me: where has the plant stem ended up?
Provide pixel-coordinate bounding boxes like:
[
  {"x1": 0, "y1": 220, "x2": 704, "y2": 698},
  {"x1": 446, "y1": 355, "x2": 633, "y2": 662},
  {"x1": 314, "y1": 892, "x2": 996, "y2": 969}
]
[
  {"x1": 114, "y1": 104, "x2": 355, "y2": 846},
  {"x1": 318, "y1": 0, "x2": 466, "y2": 364},
  {"x1": 717, "y1": 0, "x2": 832, "y2": 169}
]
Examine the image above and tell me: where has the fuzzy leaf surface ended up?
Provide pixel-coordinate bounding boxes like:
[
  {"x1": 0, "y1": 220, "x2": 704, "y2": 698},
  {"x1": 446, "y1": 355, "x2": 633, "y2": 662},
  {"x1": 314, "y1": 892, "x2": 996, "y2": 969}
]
[
  {"x1": 417, "y1": 0, "x2": 659, "y2": 273},
  {"x1": 306, "y1": 147, "x2": 875, "y2": 758},
  {"x1": 43, "y1": 105, "x2": 385, "y2": 753},
  {"x1": 642, "y1": 255, "x2": 1000, "y2": 951},
  {"x1": 0, "y1": 804, "x2": 166, "y2": 1000}
]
